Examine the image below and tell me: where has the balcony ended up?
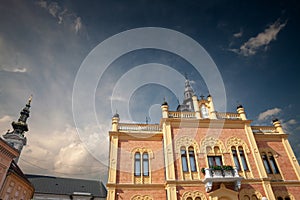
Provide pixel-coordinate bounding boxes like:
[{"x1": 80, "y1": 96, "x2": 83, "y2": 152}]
[{"x1": 202, "y1": 167, "x2": 243, "y2": 192}]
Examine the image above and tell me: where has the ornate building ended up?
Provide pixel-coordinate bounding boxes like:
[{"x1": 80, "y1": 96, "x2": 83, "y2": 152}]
[
  {"x1": 0, "y1": 98, "x2": 34, "y2": 199},
  {"x1": 106, "y1": 79, "x2": 300, "y2": 200},
  {"x1": 2, "y1": 96, "x2": 32, "y2": 163}
]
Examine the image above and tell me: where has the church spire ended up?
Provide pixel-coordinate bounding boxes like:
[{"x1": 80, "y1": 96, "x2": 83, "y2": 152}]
[
  {"x1": 2, "y1": 96, "x2": 32, "y2": 162},
  {"x1": 12, "y1": 95, "x2": 32, "y2": 134},
  {"x1": 177, "y1": 75, "x2": 196, "y2": 112}
]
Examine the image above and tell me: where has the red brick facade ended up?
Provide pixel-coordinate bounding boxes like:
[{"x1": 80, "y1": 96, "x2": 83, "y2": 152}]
[{"x1": 107, "y1": 93, "x2": 300, "y2": 200}]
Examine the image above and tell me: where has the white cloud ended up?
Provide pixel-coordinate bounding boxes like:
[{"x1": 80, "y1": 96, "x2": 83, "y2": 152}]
[
  {"x1": 233, "y1": 30, "x2": 243, "y2": 38},
  {"x1": 48, "y1": 2, "x2": 60, "y2": 17},
  {"x1": 36, "y1": 0, "x2": 47, "y2": 9},
  {"x1": 0, "y1": 65, "x2": 27, "y2": 73},
  {"x1": 19, "y1": 124, "x2": 108, "y2": 180},
  {"x1": 0, "y1": 115, "x2": 12, "y2": 123},
  {"x1": 74, "y1": 17, "x2": 82, "y2": 34},
  {"x1": 282, "y1": 119, "x2": 297, "y2": 132},
  {"x1": 287, "y1": 119, "x2": 297, "y2": 125},
  {"x1": 258, "y1": 107, "x2": 281, "y2": 121},
  {"x1": 0, "y1": 115, "x2": 13, "y2": 132},
  {"x1": 232, "y1": 19, "x2": 287, "y2": 56},
  {"x1": 36, "y1": 0, "x2": 83, "y2": 34}
]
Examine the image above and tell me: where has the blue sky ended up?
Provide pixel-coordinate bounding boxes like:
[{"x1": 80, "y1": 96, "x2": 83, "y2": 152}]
[{"x1": 0, "y1": 0, "x2": 299, "y2": 181}]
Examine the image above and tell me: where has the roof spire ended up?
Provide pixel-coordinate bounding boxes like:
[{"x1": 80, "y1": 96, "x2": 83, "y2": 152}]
[{"x1": 2, "y1": 96, "x2": 32, "y2": 161}]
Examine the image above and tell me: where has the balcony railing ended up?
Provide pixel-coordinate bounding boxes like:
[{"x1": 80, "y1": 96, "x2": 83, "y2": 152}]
[
  {"x1": 202, "y1": 168, "x2": 243, "y2": 192},
  {"x1": 216, "y1": 112, "x2": 241, "y2": 120},
  {"x1": 251, "y1": 126, "x2": 277, "y2": 134},
  {"x1": 118, "y1": 123, "x2": 161, "y2": 132},
  {"x1": 168, "y1": 111, "x2": 196, "y2": 118}
]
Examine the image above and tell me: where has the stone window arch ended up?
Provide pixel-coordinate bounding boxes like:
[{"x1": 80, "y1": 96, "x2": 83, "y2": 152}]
[
  {"x1": 182, "y1": 191, "x2": 207, "y2": 200},
  {"x1": 131, "y1": 147, "x2": 153, "y2": 184},
  {"x1": 226, "y1": 137, "x2": 251, "y2": 173},
  {"x1": 200, "y1": 137, "x2": 226, "y2": 154},
  {"x1": 176, "y1": 136, "x2": 200, "y2": 180},
  {"x1": 239, "y1": 189, "x2": 262, "y2": 200},
  {"x1": 131, "y1": 194, "x2": 153, "y2": 200},
  {"x1": 275, "y1": 190, "x2": 295, "y2": 200},
  {"x1": 259, "y1": 148, "x2": 281, "y2": 177}
]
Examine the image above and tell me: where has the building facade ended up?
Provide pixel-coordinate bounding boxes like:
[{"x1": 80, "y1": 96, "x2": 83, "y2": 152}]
[{"x1": 106, "y1": 79, "x2": 300, "y2": 200}]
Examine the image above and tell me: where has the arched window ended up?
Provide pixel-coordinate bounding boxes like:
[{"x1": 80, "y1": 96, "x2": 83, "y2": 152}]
[
  {"x1": 232, "y1": 147, "x2": 241, "y2": 171},
  {"x1": 268, "y1": 153, "x2": 279, "y2": 174},
  {"x1": 262, "y1": 153, "x2": 272, "y2": 174},
  {"x1": 181, "y1": 148, "x2": 188, "y2": 172},
  {"x1": 189, "y1": 147, "x2": 197, "y2": 172},
  {"x1": 261, "y1": 151, "x2": 280, "y2": 174},
  {"x1": 239, "y1": 147, "x2": 249, "y2": 171},
  {"x1": 186, "y1": 197, "x2": 193, "y2": 200},
  {"x1": 195, "y1": 197, "x2": 201, "y2": 200},
  {"x1": 285, "y1": 197, "x2": 291, "y2": 200},
  {"x1": 143, "y1": 153, "x2": 149, "y2": 176},
  {"x1": 134, "y1": 152, "x2": 141, "y2": 176},
  {"x1": 277, "y1": 197, "x2": 283, "y2": 200},
  {"x1": 208, "y1": 156, "x2": 222, "y2": 167}
]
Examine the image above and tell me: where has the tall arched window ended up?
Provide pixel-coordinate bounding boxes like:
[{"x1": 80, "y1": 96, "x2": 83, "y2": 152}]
[
  {"x1": 268, "y1": 153, "x2": 279, "y2": 174},
  {"x1": 262, "y1": 153, "x2": 272, "y2": 174},
  {"x1": 181, "y1": 148, "x2": 188, "y2": 172},
  {"x1": 232, "y1": 147, "x2": 241, "y2": 171},
  {"x1": 143, "y1": 153, "x2": 149, "y2": 176},
  {"x1": 189, "y1": 147, "x2": 196, "y2": 172},
  {"x1": 239, "y1": 147, "x2": 249, "y2": 171},
  {"x1": 261, "y1": 151, "x2": 280, "y2": 174},
  {"x1": 134, "y1": 152, "x2": 141, "y2": 176}
]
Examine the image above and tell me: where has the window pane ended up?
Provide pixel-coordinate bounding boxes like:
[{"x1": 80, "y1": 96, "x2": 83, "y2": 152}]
[
  {"x1": 208, "y1": 156, "x2": 214, "y2": 167},
  {"x1": 208, "y1": 156, "x2": 222, "y2": 167},
  {"x1": 269, "y1": 154, "x2": 280, "y2": 174},
  {"x1": 181, "y1": 149, "x2": 188, "y2": 172},
  {"x1": 134, "y1": 153, "x2": 141, "y2": 176},
  {"x1": 239, "y1": 149, "x2": 249, "y2": 170},
  {"x1": 262, "y1": 154, "x2": 272, "y2": 174},
  {"x1": 189, "y1": 148, "x2": 197, "y2": 172},
  {"x1": 285, "y1": 197, "x2": 291, "y2": 200},
  {"x1": 215, "y1": 156, "x2": 222, "y2": 166},
  {"x1": 277, "y1": 197, "x2": 283, "y2": 200},
  {"x1": 232, "y1": 149, "x2": 241, "y2": 171},
  {"x1": 143, "y1": 153, "x2": 149, "y2": 176}
]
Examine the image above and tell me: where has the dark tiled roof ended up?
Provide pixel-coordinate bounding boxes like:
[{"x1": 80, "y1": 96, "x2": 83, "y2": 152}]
[{"x1": 26, "y1": 174, "x2": 107, "y2": 198}]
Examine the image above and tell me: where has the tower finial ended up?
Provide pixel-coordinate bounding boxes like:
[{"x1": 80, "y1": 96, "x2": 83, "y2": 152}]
[{"x1": 28, "y1": 95, "x2": 32, "y2": 105}]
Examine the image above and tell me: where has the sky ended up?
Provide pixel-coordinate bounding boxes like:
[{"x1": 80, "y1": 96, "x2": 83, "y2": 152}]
[{"x1": 0, "y1": 0, "x2": 300, "y2": 182}]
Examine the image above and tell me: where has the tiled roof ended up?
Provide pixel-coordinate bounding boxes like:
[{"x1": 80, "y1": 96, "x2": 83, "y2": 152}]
[{"x1": 26, "y1": 174, "x2": 107, "y2": 198}]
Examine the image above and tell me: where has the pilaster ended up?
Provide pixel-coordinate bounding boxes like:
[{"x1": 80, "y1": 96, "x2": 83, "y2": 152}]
[
  {"x1": 166, "y1": 184, "x2": 177, "y2": 200},
  {"x1": 192, "y1": 95, "x2": 201, "y2": 119},
  {"x1": 245, "y1": 125, "x2": 268, "y2": 178},
  {"x1": 162, "y1": 122, "x2": 175, "y2": 180},
  {"x1": 207, "y1": 95, "x2": 217, "y2": 119}
]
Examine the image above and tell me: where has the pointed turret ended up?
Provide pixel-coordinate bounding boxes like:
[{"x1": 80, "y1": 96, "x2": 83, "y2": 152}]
[
  {"x1": 177, "y1": 76, "x2": 195, "y2": 112},
  {"x1": 2, "y1": 96, "x2": 32, "y2": 162}
]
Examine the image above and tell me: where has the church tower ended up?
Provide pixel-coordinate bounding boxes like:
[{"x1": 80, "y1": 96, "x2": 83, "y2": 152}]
[
  {"x1": 177, "y1": 77, "x2": 195, "y2": 112},
  {"x1": 2, "y1": 96, "x2": 32, "y2": 162}
]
